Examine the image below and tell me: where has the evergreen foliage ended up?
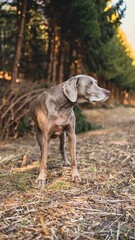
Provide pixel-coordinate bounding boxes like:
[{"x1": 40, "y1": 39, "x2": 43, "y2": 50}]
[
  {"x1": 74, "y1": 106, "x2": 92, "y2": 133},
  {"x1": 0, "y1": 0, "x2": 135, "y2": 93},
  {"x1": 99, "y1": 31, "x2": 135, "y2": 91},
  {"x1": 1, "y1": 0, "x2": 135, "y2": 138}
]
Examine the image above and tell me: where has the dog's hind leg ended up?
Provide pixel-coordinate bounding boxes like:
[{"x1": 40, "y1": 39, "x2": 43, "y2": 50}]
[{"x1": 36, "y1": 126, "x2": 42, "y2": 152}]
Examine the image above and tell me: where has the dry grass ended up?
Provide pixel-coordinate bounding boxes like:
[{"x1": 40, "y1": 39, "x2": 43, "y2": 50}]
[{"x1": 0, "y1": 107, "x2": 135, "y2": 240}]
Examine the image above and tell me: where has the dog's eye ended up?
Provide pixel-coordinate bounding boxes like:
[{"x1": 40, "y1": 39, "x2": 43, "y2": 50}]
[{"x1": 88, "y1": 81, "x2": 93, "y2": 86}]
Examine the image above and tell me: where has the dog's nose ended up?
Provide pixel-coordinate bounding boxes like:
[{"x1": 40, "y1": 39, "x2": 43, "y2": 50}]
[{"x1": 105, "y1": 90, "x2": 111, "y2": 96}]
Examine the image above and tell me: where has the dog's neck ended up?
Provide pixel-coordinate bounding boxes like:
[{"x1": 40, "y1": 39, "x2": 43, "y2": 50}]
[
  {"x1": 49, "y1": 84, "x2": 74, "y2": 115},
  {"x1": 56, "y1": 96, "x2": 75, "y2": 115}
]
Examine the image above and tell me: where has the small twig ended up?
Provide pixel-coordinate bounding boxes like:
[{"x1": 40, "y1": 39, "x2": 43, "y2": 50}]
[
  {"x1": 1, "y1": 116, "x2": 11, "y2": 139},
  {"x1": 39, "y1": 216, "x2": 50, "y2": 236},
  {"x1": 21, "y1": 154, "x2": 29, "y2": 167},
  {"x1": 104, "y1": 199, "x2": 134, "y2": 203},
  {"x1": 1, "y1": 88, "x2": 44, "y2": 119},
  {"x1": 12, "y1": 95, "x2": 31, "y2": 119},
  {"x1": 8, "y1": 109, "x2": 29, "y2": 128},
  {"x1": 80, "y1": 211, "x2": 122, "y2": 216},
  {"x1": 116, "y1": 222, "x2": 120, "y2": 240},
  {"x1": 100, "y1": 216, "x2": 122, "y2": 233},
  {"x1": 0, "y1": 91, "x2": 14, "y2": 111}
]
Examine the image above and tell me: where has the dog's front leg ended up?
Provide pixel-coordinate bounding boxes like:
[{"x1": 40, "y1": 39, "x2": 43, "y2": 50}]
[
  {"x1": 68, "y1": 127, "x2": 81, "y2": 182},
  {"x1": 36, "y1": 133, "x2": 49, "y2": 185},
  {"x1": 59, "y1": 132, "x2": 70, "y2": 166}
]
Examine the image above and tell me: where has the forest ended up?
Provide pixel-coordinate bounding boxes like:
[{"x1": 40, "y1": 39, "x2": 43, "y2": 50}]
[
  {"x1": 0, "y1": 1, "x2": 135, "y2": 239},
  {"x1": 0, "y1": 0, "x2": 135, "y2": 138},
  {"x1": 1, "y1": 0, "x2": 135, "y2": 138}
]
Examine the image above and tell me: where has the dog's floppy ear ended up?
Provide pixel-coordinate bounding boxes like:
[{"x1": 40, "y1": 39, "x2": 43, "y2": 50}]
[{"x1": 63, "y1": 76, "x2": 78, "y2": 102}]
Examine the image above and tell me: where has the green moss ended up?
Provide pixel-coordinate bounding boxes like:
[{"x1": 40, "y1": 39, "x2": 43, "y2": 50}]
[
  {"x1": 89, "y1": 167, "x2": 96, "y2": 173},
  {"x1": 12, "y1": 172, "x2": 32, "y2": 191},
  {"x1": 51, "y1": 181, "x2": 70, "y2": 190}
]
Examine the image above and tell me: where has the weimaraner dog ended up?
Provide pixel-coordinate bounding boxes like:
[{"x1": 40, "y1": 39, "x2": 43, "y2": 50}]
[{"x1": 30, "y1": 75, "x2": 110, "y2": 185}]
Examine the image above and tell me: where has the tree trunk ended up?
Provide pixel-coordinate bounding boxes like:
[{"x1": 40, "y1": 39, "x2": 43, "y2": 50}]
[
  {"x1": 1, "y1": 25, "x2": 5, "y2": 80},
  {"x1": 10, "y1": 0, "x2": 27, "y2": 89},
  {"x1": 52, "y1": 27, "x2": 59, "y2": 84},
  {"x1": 59, "y1": 45, "x2": 64, "y2": 83},
  {"x1": 56, "y1": 33, "x2": 65, "y2": 84},
  {"x1": 47, "y1": 25, "x2": 55, "y2": 84}
]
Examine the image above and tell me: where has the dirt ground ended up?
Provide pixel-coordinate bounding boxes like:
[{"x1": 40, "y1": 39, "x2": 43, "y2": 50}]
[{"x1": 0, "y1": 106, "x2": 135, "y2": 240}]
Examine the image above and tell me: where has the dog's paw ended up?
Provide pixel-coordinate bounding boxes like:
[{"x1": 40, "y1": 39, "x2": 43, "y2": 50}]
[
  {"x1": 36, "y1": 174, "x2": 46, "y2": 186},
  {"x1": 72, "y1": 170, "x2": 81, "y2": 183},
  {"x1": 63, "y1": 160, "x2": 71, "y2": 167}
]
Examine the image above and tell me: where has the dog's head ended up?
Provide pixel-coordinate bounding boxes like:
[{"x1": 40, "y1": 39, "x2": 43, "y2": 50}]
[{"x1": 63, "y1": 74, "x2": 110, "y2": 103}]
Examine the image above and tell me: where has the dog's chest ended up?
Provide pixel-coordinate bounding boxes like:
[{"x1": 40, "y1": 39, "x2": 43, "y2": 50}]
[
  {"x1": 49, "y1": 114, "x2": 69, "y2": 138},
  {"x1": 51, "y1": 126, "x2": 63, "y2": 138}
]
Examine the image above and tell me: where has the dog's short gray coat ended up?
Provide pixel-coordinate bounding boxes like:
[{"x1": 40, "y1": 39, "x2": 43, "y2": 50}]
[{"x1": 30, "y1": 75, "x2": 110, "y2": 185}]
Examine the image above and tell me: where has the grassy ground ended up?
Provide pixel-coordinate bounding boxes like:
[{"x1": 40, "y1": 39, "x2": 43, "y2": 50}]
[{"x1": 0, "y1": 106, "x2": 135, "y2": 239}]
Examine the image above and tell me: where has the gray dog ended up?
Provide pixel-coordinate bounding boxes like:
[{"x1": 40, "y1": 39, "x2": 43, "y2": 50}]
[{"x1": 30, "y1": 75, "x2": 110, "y2": 185}]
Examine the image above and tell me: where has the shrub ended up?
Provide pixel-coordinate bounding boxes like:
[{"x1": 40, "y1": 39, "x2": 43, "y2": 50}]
[
  {"x1": 74, "y1": 106, "x2": 92, "y2": 133},
  {"x1": 74, "y1": 106, "x2": 102, "y2": 134},
  {"x1": 18, "y1": 115, "x2": 30, "y2": 136}
]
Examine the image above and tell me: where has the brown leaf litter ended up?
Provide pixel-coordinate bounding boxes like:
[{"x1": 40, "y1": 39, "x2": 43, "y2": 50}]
[{"x1": 0, "y1": 106, "x2": 135, "y2": 239}]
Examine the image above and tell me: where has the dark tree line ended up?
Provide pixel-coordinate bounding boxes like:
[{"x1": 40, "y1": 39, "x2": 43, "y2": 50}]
[
  {"x1": 1, "y1": 0, "x2": 134, "y2": 91},
  {"x1": 1, "y1": 0, "x2": 135, "y2": 139}
]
